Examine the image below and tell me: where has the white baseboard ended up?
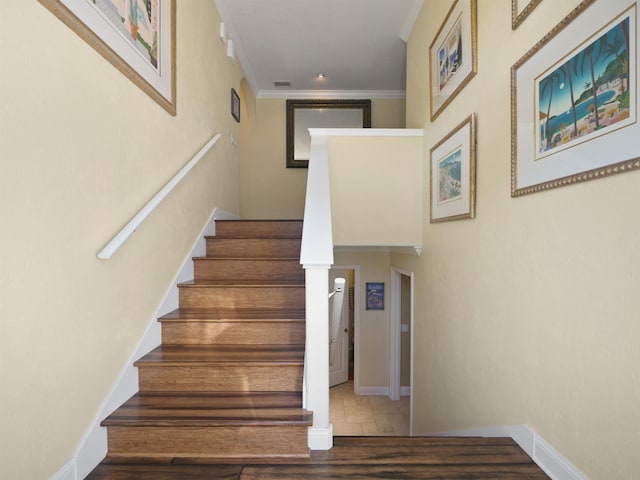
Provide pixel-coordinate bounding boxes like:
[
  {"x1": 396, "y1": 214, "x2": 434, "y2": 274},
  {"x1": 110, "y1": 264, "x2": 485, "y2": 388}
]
[
  {"x1": 308, "y1": 425, "x2": 334, "y2": 450},
  {"x1": 54, "y1": 208, "x2": 238, "y2": 480},
  {"x1": 356, "y1": 385, "x2": 411, "y2": 398},
  {"x1": 49, "y1": 460, "x2": 75, "y2": 480},
  {"x1": 435, "y1": 424, "x2": 586, "y2": 480},
  {"x1": 356, "y1": 386, "x2": 389, "y2": 396}
]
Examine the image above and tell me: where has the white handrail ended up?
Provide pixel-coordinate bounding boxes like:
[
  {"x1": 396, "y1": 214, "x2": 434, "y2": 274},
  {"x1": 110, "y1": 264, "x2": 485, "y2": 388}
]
[{"x1": 97, "y1": 133, "x2": 222, "y2": 259}]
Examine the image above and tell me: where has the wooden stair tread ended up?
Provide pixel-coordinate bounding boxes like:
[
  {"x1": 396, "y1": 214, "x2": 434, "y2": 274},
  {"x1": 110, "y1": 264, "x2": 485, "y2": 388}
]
[
  {"x1": 135, "y1": 345, "x2": 305, "y2": 366},
  {"x1": 193, "y1": 256, "x2": 300, "y2": 261},
  {"x1": 210, "y1": 220, "x2": 303, "y2": 239},
  {"x1": 102, "y1": 393, "x2": 312, "y2": 427},
  {"x1": 159, "y1": 308, "x2": 305, "y2": 322},
  {"x1": 178, "y1": 279, "x2": 304, "y2": 287},
  {"x1": 111, "y1": 391, "x2": 304, "y2": 408}
]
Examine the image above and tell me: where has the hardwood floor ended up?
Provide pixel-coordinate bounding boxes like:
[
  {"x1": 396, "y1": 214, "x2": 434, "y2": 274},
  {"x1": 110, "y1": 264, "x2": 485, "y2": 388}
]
[{"x1": 87, "y1": 436, "x2": 550, "y2": 479}]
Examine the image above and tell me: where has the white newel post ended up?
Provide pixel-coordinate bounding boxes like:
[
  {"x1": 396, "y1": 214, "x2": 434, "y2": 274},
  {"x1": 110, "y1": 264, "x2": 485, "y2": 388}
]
[
  {"x1": 304, "y1": 266, "x2": 333, "y2": 449},
  {"x1": 300, "y1": 131, "x2": 334, "y2": 450}
]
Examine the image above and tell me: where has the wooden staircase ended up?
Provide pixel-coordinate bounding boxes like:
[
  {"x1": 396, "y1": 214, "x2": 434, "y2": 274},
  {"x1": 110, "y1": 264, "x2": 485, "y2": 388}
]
[{"x1": 101, "y1": 220, "x2": 312, "y2": 460}]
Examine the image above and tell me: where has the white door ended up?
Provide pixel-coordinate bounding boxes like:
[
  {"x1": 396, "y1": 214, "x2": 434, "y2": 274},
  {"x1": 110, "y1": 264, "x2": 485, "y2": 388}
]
[{"x1": 329, "y1": 269, "x2": 349, "y2": 387}]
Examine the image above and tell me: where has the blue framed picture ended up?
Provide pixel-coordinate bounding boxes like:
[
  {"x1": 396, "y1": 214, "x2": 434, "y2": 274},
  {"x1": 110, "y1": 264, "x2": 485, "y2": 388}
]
[{"x1": 366, "y1": 282, "x2": 384, "y2": 311}]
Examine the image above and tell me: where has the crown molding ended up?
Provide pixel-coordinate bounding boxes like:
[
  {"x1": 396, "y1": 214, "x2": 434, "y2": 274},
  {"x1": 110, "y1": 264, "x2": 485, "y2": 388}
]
[{"x1": 257, "y1": 89, "x2": 406, "y2": 100}]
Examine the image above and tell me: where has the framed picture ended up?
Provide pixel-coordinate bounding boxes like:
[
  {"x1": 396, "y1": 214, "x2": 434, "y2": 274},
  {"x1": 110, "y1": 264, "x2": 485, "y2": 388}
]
[
  {"x1": 366, "y1": 283, "x2": 384, "y2": 311},
  {"x1": 511, "y1": 0, "x2": 640, "y2": 197},
  {"x1": 429, "y1": 0, "x2": 477, "y2": 121},
  {"x1": 286, "y1": 99, "x2": 371, "y2": 168},
  {"x1": 37, "y1": 0, "x2": 176, "y2": 115},
  {"x1": 231, "y1": 88, "x2": 241, "y2": 122},
  {"x1": 512, "y1": 0, "x2": 543, "y2": 30},
  {"x1": 430, "y1": 114, "x2": 476, "y2": 223}
]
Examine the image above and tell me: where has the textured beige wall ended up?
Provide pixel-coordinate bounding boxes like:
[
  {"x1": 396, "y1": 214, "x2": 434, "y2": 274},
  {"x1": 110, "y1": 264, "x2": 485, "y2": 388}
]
[
  {"x1": 239, "y1": 99, "x2": 406, "y2": 219},
  {"x1": 328, "y1": 135, "x2": 423, "y2": 247},
  {"x1": 334, "y1": 251, "x2": 391, "y2": 389},
  {"x1": 0, "y1": 1, "x2": 243, "y2": 478},
  {"x1": 395, "y1": 1, "x2": 640, "y2": 478}
]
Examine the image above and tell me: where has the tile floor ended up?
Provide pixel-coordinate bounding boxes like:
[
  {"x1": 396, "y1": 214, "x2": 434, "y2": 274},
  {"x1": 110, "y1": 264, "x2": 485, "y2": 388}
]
[{"x1": 330, "y1": 381, "x2": 410, "y2": 436}]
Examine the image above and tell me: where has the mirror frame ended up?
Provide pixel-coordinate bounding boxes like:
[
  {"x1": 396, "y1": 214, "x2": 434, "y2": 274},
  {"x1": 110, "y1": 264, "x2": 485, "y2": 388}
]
[{"x1": 286, "y1": 99, "x2": 372, "y2": 168}]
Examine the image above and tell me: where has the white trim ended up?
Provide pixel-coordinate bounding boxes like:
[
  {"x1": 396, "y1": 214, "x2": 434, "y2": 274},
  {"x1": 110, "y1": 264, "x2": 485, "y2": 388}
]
[
  {"x1": 389, "y1": 270, "x2": 401, "y2": 402},
  {"x1": 332, "y1": 265, "x2": 360, "y2": 395},
  {"x1": 435, "y1": 424, "x2": 587, "y2": 480},
  {"x1": 308, "y1": 425, "x2": 334, "y2": 450},
  {"x1": 257, "y1": 89, "x2": 406, "y2": 100},
  {"x1": 356, "y1": 386, "x2": 389, "y2": 396},
  {"x1": 400, "y1": 386, "x2": 412, "y2": 397},
  {"x1": 49, "y1": 459, "x2": 76, "y2": 480},
  {"x1": 97, "y1": 134, "x2": 221, "y2": 259},
  {"x1": 399, "y1": 0, "x2": 425, "y2": 42},
  {"x1": 309, "y1": 128, "x2": 423, "y2": 138},
  {"x1": 72, "y1": 208, "x2": 238, "y2": 479},
  {"x1": 390, "y1": 267, "x2": 414, "y2": 403},
  {"x1": 535, "y1": 434, "x2": 586, "y2": 480}
]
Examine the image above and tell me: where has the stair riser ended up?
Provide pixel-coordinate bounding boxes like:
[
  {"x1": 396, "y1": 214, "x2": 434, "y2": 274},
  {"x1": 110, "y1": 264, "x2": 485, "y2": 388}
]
[
  {"x1": 206, "y1": 238, "x2": 301, "y2": 258},
  {"x1": 106, "y1": 425, "x2": 309, "y2": 458},
  {"x1": 162, "y1": 322, "x2": 305, "y2": 345},
  {"x1": 179, "y1": 286, "x2": 305, "y2": 309},
  {"x1": 194, "y1": 259, "x2": 304, "y2": 282},
  {"x1": 215, "y1": 220, "x2": 303, "y2": 238},
  {"x1": 138, "y1": 366, "x2": 303, "y2": 392}
]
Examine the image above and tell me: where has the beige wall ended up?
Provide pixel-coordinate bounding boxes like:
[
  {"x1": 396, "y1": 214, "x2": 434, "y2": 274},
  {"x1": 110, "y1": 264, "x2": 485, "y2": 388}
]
[
  {"x1": 239, "y1": 99, "x2": 406, "y2": 219},
  {"x1": 395, "y1": 1, "x2": 640, "y2": 478},
  {"x1": 0, "y1": 1, "x2": 243, "y2": 478},
  {"x1": 334, "y1": 251, "x2": 392, "y2": 389},
  {"x1": 328, "y1": 135, "x2": 423, "y2": 247}
]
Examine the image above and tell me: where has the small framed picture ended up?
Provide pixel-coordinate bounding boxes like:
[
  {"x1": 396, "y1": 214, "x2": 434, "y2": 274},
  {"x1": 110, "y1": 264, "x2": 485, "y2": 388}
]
[
  {"x1": 430, "y1": 114, "x2": 476, "y2": 222},
  {"x1": 231, "y1": 88, "x2": 240, "y2": 122},
  {"x1": 429, "y1": 0, "x2": 478, "y2": 121},
  {"x1": 366, "y1": 282, "x2": 384, "y2": 310}
]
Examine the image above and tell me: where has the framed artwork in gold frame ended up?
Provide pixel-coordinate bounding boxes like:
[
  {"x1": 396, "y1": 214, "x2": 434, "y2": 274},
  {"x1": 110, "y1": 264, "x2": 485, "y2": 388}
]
[
  {"x1": 512, "y1": 0, "x2": 543, "y2": 30},
  {"x1": 511, "y1": 0, "x2": 640, "y2": 197},
  {"x1": 430, "y1": 114, "x2": 476, "y2": 223},
  {"x1": 37, "y1": 0, "x2": 176, "y2": 115},
  {"x1": 429, "y1": 0, "x2": 477, "y2": 121}
]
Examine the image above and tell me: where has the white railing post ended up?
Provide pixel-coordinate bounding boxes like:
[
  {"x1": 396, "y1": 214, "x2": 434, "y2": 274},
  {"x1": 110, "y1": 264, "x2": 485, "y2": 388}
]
[{"x1": 300, "y1": 132, "x2": 334, "y2": 450}]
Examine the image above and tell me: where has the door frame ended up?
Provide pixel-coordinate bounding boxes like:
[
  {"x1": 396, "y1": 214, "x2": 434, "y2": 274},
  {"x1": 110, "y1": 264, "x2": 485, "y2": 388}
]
[
  {"x1": 331, "y1": 264, "x2": 360, "y2": 392},
  {"x1": 390, "y1": 266, "x2": 414, "y2": 433}
]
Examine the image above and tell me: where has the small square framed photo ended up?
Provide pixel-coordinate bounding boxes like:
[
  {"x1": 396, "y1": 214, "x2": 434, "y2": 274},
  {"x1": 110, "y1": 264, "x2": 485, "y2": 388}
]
[
  {"x1": 231, "y1": 88, "x2": 240, "y2": 122},
  {"x1": 366, "y1": 282, "x2": 384, "y2": 311}
]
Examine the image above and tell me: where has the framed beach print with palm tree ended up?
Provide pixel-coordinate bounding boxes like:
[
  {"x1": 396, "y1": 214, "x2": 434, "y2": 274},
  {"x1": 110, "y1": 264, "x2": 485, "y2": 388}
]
[{"x1": 511, "y1": 0, "x2": 640, "y2": 196}]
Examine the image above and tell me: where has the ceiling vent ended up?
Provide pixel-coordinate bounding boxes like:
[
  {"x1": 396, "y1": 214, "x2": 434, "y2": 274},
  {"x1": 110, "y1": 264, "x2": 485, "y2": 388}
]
[{"x1": 274, "y1": 81, "x2": 291, "y2": 88}]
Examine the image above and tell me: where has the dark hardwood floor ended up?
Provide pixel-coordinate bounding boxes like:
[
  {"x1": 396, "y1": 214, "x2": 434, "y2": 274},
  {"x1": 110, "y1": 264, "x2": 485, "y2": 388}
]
[{"x1": 87, "y1": 436, "x2": 550, "y2": 479}]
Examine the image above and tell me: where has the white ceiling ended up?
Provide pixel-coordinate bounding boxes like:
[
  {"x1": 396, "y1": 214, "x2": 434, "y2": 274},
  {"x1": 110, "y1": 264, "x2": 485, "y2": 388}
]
[{"x1": 214, "y1": 0, "x2": 424, "y2": 98}]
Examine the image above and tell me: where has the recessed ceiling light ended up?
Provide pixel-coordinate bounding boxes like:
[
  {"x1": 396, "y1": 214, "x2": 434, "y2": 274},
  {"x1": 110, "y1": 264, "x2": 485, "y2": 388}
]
[{"x1": 316, "y1": 73, "x2": 326, "y2": 79}]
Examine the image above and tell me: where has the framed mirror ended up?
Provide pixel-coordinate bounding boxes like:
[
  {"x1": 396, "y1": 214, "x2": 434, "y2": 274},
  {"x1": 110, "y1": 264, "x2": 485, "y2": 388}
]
[{"x1": 286, "y1": 99, "x2": 371, "y2": 168}]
